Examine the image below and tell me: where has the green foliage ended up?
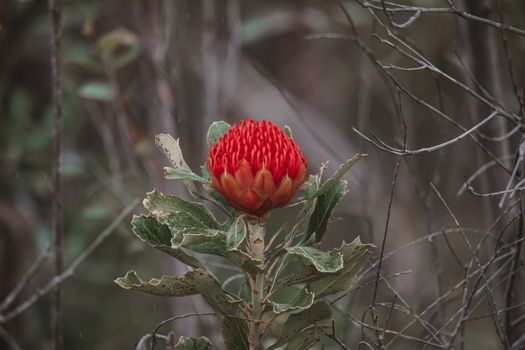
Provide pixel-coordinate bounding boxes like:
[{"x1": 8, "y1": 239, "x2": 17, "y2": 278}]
[
  {"x1": 285, "y1": 246, "x2": 344, "y2": 273},
  {"x1": 155, "y1": 134, "x2": 205, "y2": 197},
  {"x1": 116, "y1": 122, "x2": 371, "y2": 349},
  {"x1": 308, "y1": 238, "x2": 371, "y2": 298},
  {"x1": 285, "y1": 324, "x2": 331, "y2": 350},
  {"x1": 304, "y1": 153, "x2": 366, "y2": 244},
  {"x1": 207, "y1": 121, "x2": 231, "y2": 146},
  {"x1": 283, "y1": 125, "x2": 292, "y2": 138},
  {"x1": 271, "y1": 288, "x2": 314, "y2": 313},
  {"x1": 313, "y1": 153, "x2": 366, "y2": 198},
  {"x1": 268, "y1": 301, "x2": 331, "y2": 349},
  {"x1": 131, "y1": 215, "x2": 203, "y2": 268},
  {"x1": 221, "y1": 317, "x2": 250, "y2": 350},
  {"x1": 226, "y1": 216, "x2": 247, "y2": 250},
  {"x1": 144, "y1": 190, "x2": 219, "y2": 230},
  {"x1": 115, "y1": 270, "x2": 201, "y2": 297},
  {"x1": 306, "y1": 179, "x2": 347, "y2": 244}
]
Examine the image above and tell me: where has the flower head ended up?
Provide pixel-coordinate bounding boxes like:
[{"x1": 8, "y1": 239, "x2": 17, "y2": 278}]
[{"x1": 207, "y1": 119, "x2": 307, "y2": 216}]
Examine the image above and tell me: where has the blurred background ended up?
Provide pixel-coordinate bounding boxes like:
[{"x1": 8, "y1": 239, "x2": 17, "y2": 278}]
[{"x1": 2, "y1": 0, "x2": 525, "y2": 349}]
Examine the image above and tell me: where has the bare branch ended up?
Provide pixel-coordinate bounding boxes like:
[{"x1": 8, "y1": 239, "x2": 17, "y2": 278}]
[{"x1": 0, "y1": 200, "x2": 138, "y2": 324}]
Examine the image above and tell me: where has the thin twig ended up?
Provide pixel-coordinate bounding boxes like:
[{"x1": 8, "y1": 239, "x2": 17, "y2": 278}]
[
  {"x1": 356, "y1": 1, "x2": 525, "y2": 37},
  {"x1": 0, "y1": 200, "x2": 138, "y2": 324},
  {"x1": 148, "y1": 312, "x2": 216, "y2": 350},
  {"x1": 0, "y1": 247, "x2": 51, "y2": 312}
]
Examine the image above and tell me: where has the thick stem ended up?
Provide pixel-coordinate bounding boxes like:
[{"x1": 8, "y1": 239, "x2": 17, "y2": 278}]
[{"x1": 247, "y1": 221, "x2": 265, "y2": 350}]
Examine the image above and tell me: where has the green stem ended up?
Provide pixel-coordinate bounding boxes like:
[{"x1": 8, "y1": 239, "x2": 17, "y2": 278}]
[{"x1": 248, "y1": 220, "x2": 265, "y2": 350}]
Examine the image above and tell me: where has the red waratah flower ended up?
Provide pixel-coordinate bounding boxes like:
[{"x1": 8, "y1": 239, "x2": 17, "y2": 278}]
[{"x1": 207, "y1": 119, "x2": 307, "y2": 216}]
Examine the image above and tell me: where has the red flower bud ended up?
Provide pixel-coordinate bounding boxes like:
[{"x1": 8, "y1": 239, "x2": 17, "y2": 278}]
[{"x1": 207, "y1": 119, "x2": 307, "y2": 216}]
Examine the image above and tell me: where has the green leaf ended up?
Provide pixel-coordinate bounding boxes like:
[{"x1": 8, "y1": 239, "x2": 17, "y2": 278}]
[
  {"x1": 164, "y1": 167, "x2": 209, "y2": 183},
  {"x1": 271, "y1": 174, "x2": 320, "y2": 248},
  {"x1": 189, "y1": 269, "x2": 242, "y2": 316},
  {"x1": 305, "y1": 179, "x2": 347, "y2": 244},
  {"x1": 269, "y1": 301, "x2": 332, "y2": 350},
  {"x1": 283, "y1": 125, "x2": 292, "y2": 138},
  {"x1": 271, "y1": 238, "x2": 370, "y2": 294},
  {"x1": 205, "y1": 184, "x2": 240, "y2": 218},
  {"x1": 221, "y1": 317, "x2": 249, "y2": 350},
  {"x1": 174, "y1": 229, "x2": 261, "y2": 275},
  {"x1": 114, "y1": 270, "x2": 199, "y2": 296},
  {"x1": 77, "y1": 82, "x2": 115, "y2": 101},
  {"x1": 115, "y1": 269, "x2": 242, "y2": 316},
  {"x1": 314, "y1": 153, "x2": 366, "y2": 198},
  {"x1": 285, "y1": 246, "x2": 344, "y2": 273},
  {"x1": 132, "y1": 214, "x2": 171, "y2": 245},
  {"x1": 207, "y1": 121, "x2": 231, "y2": 146},
  {"x1": 132, "y1": 215, "x2": 202, "y2": 268},
  {"x1": 272, "y1": 288, "x2": 315, "y2": 314},
  {"x1": 174, "y1": 229, "x2": 228, "y2": 256},
  {"x1": 174, "y1": 336, "x2": 213, "y2": 350},
  {"x1": 155, "y1": 134, "x2": 201, "y2": 196},
  {"x1": 226, "y1": 216, "x2": 247, "y2": 250},
  {"x1": 285, "y1": 324, "x2": 330, "y2": 350},
  {"x1": 298, "y1": 155, "x2": 365, "y2": 244},
  {"x1": 304, "y1": 174, "x2": 321, "y2": 200},
  {"x1": 144, "y1": 190, "x2": 219, "y2": 230},
  {"x1": 308, "y1": 238, "x2": 371, "y2": 298}
]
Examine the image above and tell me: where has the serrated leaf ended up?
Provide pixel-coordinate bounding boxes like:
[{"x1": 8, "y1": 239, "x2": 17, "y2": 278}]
[
  {"x1": 221, "y1": 317, "x2": 249, "y2": 350},
  {"x1": 114, "y1": 270, "x2": 198, "y2": 296},
  {"x1": 115, "y1": 269, "x2": 242, "y2": 316},
  {"x1": 144, "y1": 190, "x2": 219, "y2": 230},
  {"x1": 207, "y1": 121, "x2": 231, "y2": 146},
  {"x1": 305, "y1": 179, "x2": 347, "y2": 244},
  {"x1": 226, "y1": 216, "x2": 247, "y2": 250},
  {"x1": 314, "y1": 153, "x2": 366, "y2": 198},
  {"x1": 271, "y1": 238, "x2": 370, "y2": 294},
  {"x1": 132, "y1": 214, "x2": 172, "y2": 245},
  {"x1": 155, "y1": 134, "x2": 200, "y2": 196},
  {"x1": 163, "y1": 167, "x2": 209, "y2": 183},
  {"x1": 285, "y1": 246, "x2": 344, "y2": 273},
  {"x1": 132, "y1": 215, "x2": 202, "y2": 268},
  {"x1": 269, "y1": 301, "x2": 332, "y2": 350},
  {"x1": 308, "y1": 237, "x2": 371, "y2": 298},
  {"x1": 174, "y1": 336, "x2": 213, "y2": 350},
  {"x1": 285, "y1": 324, "x2": 330, "y2": 350},
  {"x1": 272, "y1": 288, "x2": 315, "y2": 314}
]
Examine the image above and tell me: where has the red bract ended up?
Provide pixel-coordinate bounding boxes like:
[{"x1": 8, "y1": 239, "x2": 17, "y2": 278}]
[{"x1": 207, "y1": 119, "x2": 307, "y2": 216}]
